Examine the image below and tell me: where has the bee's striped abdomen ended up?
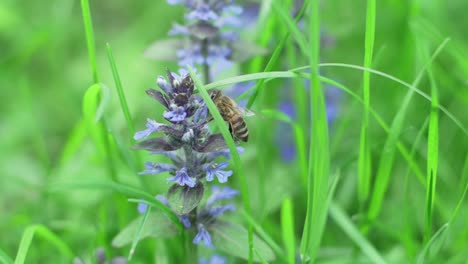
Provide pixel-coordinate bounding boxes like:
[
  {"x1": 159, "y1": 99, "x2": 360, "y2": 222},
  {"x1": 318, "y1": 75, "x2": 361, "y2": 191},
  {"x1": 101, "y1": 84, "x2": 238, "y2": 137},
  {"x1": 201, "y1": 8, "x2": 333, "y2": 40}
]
[{"x1": 230, "y1": 115, "x2": 248, "y2": 142}]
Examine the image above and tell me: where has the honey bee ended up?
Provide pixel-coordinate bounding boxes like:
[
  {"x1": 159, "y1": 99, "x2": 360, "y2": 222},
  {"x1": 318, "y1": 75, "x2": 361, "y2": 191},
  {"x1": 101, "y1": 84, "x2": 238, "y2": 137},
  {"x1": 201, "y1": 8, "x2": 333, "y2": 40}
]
[{"x1": 208, "y1": 89, "x2": 253, "y2": 142}]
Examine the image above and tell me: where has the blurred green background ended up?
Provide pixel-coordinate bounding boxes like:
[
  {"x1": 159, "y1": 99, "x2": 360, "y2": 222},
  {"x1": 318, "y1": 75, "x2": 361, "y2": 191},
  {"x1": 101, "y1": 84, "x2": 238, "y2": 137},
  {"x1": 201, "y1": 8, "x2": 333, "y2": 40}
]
[{"x1": 1, "y1": 0, "x2": 467, "y2": 263}]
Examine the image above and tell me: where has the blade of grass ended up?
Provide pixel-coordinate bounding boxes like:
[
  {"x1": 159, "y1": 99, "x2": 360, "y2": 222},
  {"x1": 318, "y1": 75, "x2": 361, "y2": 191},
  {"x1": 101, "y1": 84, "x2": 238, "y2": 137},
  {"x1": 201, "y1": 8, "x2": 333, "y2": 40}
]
[
  {"x1": 188, "y1": 66, "x2": 253, "y2": 263},
  {"x1": 81, "y1": 0, "x2": 99, "y2": 83},
  {"x1": 245, "y1": 1, "x2": 309, "y2": 108},
  {"x1": 300, "y1": 1, "x2": 330, "y2": 262},
  {"x1": 129, "y1": 205, "x2": 152, "y2": 260},
  {"x1": 357, "y1": 0, "x2": 376, "y2": 208},
  {"x1": 106, "y1": 43, "x2": 149, "y2": 190},
  {"x1": 241, "y1": 211, "x2": 287, "y2": 262},
  {"x1": 260, "y1": 109, "x2": 307, "y2": 186},
  {"x1": 14, "y1": 225, "x2": 74, "y2": 264},
  {"x1": 106, "y1": 43, "x2": 136, "y2": 139},
  {"x1": 416, "y1": 224, "x2": 448, "y2": 264},
  {"x1": 280, "y1": 198, "x2": 296, "y2": 264},
  {"x1": 423, "y1": 42, "x2": 439, "y2": 243},
  {"x1": 367, "y1": 39, "x2": 449, "y2": 224},
  {"x1": 329, "y1": 203, "x2": 386, "y2": 264},
  {"x1": 0, "y1": 248, "x2": 13, "y2": 264}
]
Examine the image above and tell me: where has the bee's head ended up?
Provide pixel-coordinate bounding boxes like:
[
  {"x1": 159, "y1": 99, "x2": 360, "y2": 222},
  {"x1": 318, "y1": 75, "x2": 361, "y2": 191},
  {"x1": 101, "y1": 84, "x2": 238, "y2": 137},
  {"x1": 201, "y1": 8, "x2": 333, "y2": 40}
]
[{"x1": 208, "y1": 89, "x2": 221, "y2": 101}]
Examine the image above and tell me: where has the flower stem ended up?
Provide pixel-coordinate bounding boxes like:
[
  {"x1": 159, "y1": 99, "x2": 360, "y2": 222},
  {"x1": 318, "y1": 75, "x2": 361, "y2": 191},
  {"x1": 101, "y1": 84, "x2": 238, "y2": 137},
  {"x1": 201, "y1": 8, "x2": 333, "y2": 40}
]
[{"x1": 201, "y1": 38, "x2": 211, "y2": 84}]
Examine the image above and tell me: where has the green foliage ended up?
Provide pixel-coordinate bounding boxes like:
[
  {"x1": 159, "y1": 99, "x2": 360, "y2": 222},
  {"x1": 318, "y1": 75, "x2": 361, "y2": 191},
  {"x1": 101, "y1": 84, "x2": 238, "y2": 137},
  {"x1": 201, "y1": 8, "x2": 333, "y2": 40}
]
[
  {"x1": 2, "y1": 0, "x2": 468, "y2": 263},
  {"x1": 211, "y1": 222, "x2": 276, "y2": 262}
]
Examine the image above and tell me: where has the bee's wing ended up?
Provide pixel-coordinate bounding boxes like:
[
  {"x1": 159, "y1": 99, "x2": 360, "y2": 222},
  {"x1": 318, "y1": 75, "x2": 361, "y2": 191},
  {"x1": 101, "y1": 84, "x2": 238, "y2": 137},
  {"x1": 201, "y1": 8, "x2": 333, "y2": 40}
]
[{"x1": 236, "y1": 105, "x2": 256, "y2": 117}]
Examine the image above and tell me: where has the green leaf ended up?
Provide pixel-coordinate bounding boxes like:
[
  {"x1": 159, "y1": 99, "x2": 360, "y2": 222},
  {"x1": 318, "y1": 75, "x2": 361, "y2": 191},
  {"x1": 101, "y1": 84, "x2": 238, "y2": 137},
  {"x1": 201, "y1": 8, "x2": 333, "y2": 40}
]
[
  {"x1": 167, "y1": 183, "x2": 204, "y2": 216},
  {"x1": 211, "y1": 222, "x2": 276, "y2": 263},
  {"x1": 112, "y1": 211, "x2": 179, "y2": 248}
]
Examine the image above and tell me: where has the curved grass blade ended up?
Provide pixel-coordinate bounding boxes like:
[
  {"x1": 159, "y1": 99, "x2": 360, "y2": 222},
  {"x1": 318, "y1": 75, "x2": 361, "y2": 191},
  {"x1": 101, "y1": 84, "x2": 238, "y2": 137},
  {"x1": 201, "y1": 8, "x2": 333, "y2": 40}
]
[
  {"x1": 106, "y1": 43, "x2": 136, "y2": 139},
  {"x1": 329, "y1": 203, "x2": 386, "y2": 264},
  {"x1": 245, "y1": 0, "x2": 309, "y2": 108},
  {"x1": 188, "y1": 66, "x2": 254, "y2": 262},
  {"x1": 416, "y1": 224, "x2": 449, "y2": 264},
  {"x1": 14, "y1": 225, "x2": 74, "y2": 264},
  {"x1": 241, "y1": 211, "x2": 287, "y2": 263},
  {"x1": 81, "y1": 0, "x2": 99, "y2": 83},
  {"x1": 260, "y1": 109, "x2": 307, "y2": 186},
  {"x1": 0, "y1": 248, "x2": 13, "y2": 264},
  {"x1": 367, "y1": 39, "x2": 449, "y2": 224}
]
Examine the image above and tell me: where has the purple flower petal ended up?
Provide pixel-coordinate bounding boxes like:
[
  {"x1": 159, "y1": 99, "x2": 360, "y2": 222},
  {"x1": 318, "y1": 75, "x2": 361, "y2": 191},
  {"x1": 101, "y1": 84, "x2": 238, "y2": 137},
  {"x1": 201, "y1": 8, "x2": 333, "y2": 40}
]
[
  {"x1": 134, "y1": 119, "x2": 163, "y2": 140},
  {"x1": 164, "y1": 105, "x2": 187, "y2": 122},
  {"x1": 167, "y1": 167, "x2": 196, "y2": 187},
  {"x1": 179, "y1": 215, "x2": 191, "y2": 228},
  {"x1": 138, "y1": 162, "x2": 177, "y2": 175},
  {"x1": 193, "y1": 224, "x2": 214, "y2": 248},
  {"x1": 203, "y1": 162, "x2": 233, "y2": 183}
]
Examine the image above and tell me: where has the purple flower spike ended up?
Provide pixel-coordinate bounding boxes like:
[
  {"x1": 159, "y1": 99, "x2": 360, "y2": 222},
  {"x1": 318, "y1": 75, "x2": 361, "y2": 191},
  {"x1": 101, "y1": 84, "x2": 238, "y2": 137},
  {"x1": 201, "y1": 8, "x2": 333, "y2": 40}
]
[
  {"x1": 167, "y1": 167, "x2": 196, "y2": 187},
  {"x1": 203, "y1": 162, "x2": 233, "y2": 183},
  {"x1": 134, "y1": 119, "x2": 163, "y2": 140},
  {"x1": 138, "y1": 162, "x2": 177, "y2": 175},
  {"x1": 193, "y1": 224, "x2": 214, "y2": 248},
  {"x1": 207, "y1": 186, "x2": 239, "y2": 206},
  {"x1": 187, "y1": 4, "x2": 218, "y2": 22},
  {"x1": 164, "y1": 105, "x2": 187, "y2": 122}
]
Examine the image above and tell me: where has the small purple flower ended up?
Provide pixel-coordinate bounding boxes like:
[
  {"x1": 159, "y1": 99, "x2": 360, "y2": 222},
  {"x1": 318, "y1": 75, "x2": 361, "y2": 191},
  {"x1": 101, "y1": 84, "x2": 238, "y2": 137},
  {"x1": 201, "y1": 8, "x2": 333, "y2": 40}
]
[
  {"x1": 180, "y1": 215, "x2": 192, "y2": 228},
  {"x1": 193, "y1": 224, "x2": 214, "y2": 248},
  {"x1": 167, "y1": 167, "x2": 196, "y2": 187},
  {"x1": 186, "y1": 4, "x2": 219, "y2": 22},
  {"x1": 208, "y1": 204, "x2": 235, "y2": 217},
  {"x1": 137, "y1": 202, "x2": 149, "y2": 214},
  {"x1": 157, "y1": 76, "x2": 172, "y2": 94},
  {"x1": 134, "y1": 119, "x2": 163, "y2": 140},
  {"x1": 164, "y1": 105, "x2": 187, "y2": 122},
  {"x1": 168, "y1": 23, "x2": 190, "y2": 36},
  {"x1": 139, "y1": 162, "x2": 177, "y2": 175},
  {"x1": 206, "y1": 186, "x2": 239, "y2": 206},
  {"x1": 203, "y1": 162, "x2": 233, "y2": 183},
  {"x1": 199, "y1": 255, "x2": 227, "y2": 264}
]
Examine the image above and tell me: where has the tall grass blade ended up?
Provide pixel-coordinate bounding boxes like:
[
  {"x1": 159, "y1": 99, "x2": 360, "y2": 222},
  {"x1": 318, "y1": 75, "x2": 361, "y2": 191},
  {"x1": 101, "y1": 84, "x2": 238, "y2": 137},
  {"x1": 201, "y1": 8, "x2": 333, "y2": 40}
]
[
  {"x1": 281, "y1": 198, "x2": 296, "y2": 264},
  {"x1": 329, "y1": 203, "x2": 386, "y2": 264},
  {"x1": 423, "y1": 44, "x2": 439, "y2": 243},
  {"x1": 357, "y1": 0, "x2": 376, "y2": 208},
  {"x1": 14, "y1": 225, "x2": 74, "y2": 264},
  {"x1": 81, "y1": 0, "x2": 99, "y2": 83},
  {"x1": 187, "y1": 66, "x2": 254, "y2": 263},
  {"x1": 300, "y1": 0, "x2": 330, "y2": 261}
]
